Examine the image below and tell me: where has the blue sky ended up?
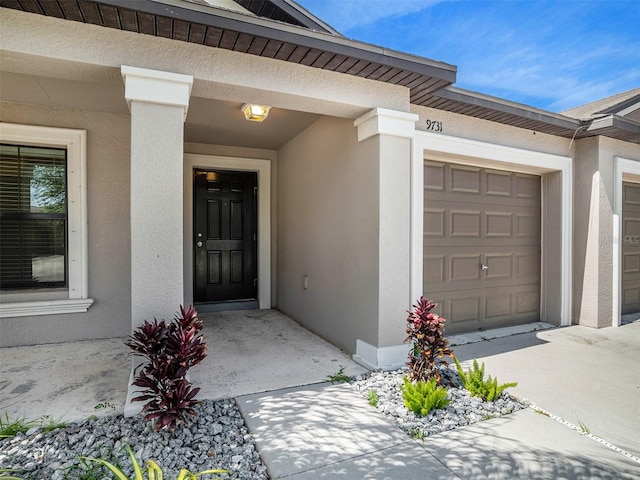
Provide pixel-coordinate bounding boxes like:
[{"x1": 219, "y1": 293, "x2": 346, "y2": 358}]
[{"x1": 296, "y1": 0, "x2": 640, "y2": 112}]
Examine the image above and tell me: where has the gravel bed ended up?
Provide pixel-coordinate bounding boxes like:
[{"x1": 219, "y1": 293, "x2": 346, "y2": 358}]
[
  {"x1": 0, "y1": 399, "x2": 268, "y2": 480},
  {"x1": 351, "y1": 365, "x2": 527, "y2": 439}
]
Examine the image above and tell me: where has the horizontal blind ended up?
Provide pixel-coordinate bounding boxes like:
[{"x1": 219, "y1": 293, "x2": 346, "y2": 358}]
[{"x1": 0, "y1": 144, "x2": 67, "y2": 289}]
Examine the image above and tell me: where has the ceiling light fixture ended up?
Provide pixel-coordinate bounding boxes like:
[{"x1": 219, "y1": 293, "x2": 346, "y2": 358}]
[{"x1": 241, "y1": 103, "x2": 271, "y2": 122}]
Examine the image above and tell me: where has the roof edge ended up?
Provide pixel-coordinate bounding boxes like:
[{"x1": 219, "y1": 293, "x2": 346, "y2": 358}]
[
  {"x1": 271, "y1": 0, "x2": 342, "y2": 35},
  {"x1": 431, "y1": 86, "x2": 581, "y2": 130},
  {"x1": 587, "y1": 114, "x2": 640, "y2": 134},
  {"x1": 114, "y1": 0, "x2": 456, "y2": 82}
]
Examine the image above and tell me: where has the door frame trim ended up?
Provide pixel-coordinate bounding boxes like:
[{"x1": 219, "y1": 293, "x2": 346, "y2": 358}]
[
  {"x1": 614, "y1": 156, "x2": 640, "y2": 327},
  {"x1": 184, "y1": 154, "x2": 271, "y2": 309},
  {"x1": 413, "y1": 131, "x2": 572, "y2": 327}
]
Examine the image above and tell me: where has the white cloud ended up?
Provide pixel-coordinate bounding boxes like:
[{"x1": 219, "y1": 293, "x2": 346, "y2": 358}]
[{"x1": 299, "y1": 0, "x2": 443, "y2": 33}]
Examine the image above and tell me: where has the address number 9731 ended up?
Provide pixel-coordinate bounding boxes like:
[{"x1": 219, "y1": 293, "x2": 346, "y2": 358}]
[{"x1": 425, "y1": 120, "x2": 443, "y2": 132}]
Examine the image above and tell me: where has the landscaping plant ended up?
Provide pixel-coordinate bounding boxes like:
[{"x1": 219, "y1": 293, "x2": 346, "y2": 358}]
[
  {"x1": 400, "y1": 377, "x2": 450, "y2": 416},
  {"x1": 454, "y1": 357, "x2": 517, "y2": 402},
  {"x1": 80, "y1": 444, "x2": 228, "y2": 480},
  {"x1": 404, "y1": 297, "x2": 454, "y2": 384},
  {"x1": 126, "y1": 305, "x2": 207, "y2": 432}
]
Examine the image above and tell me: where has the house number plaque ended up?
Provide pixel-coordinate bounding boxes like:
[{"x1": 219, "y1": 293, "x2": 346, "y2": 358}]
[{"x1": 425, "y1": 120, "x2": 443, "y2": 132}]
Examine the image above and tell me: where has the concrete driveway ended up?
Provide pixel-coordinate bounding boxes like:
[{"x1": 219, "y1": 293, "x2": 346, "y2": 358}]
[{"x1": 451, "y1": 320, "x2": 640, "y2": 462}]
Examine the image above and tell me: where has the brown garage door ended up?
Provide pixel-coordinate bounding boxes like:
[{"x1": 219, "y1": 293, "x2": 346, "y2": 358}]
[
  {"x1": 622, "y1": 182, "x2": 640, "y2": 314},
  {"x1": 423, "y1": 161, "x2": 541, "y2": 334}
]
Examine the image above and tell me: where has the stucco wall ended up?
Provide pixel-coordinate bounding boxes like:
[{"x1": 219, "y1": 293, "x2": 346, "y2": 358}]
[
  {"x1": 276, "y1": 116, "x2": 380, "y2": 353},
  {"x1": 412, "y1": 105, "x2": 572, "y2": 157},
  {"x1": 0, "y1": 101, "x2": 131, "y2": 346}
]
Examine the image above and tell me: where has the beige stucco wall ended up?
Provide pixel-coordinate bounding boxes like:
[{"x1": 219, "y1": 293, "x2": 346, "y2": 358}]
[
  {"x1": 412, "y1": 105, "x2": 573, "y2": 157},
  {"x1": 276, "y1": 116, "x2": 380, "y2": 353},
  {"x1": 0, "y1": 101, "x2": 131, "y2": 347}
]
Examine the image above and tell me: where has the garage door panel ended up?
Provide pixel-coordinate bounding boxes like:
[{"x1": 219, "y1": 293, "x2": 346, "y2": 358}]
[
  {"x1": 484, "y1": 254, "x2": 512, "y2": 279},
  {"x1": 516, "y1": 213, "x2": 541, "y2": 239},
  {"x1": 485, "y1": 170, "x2": 512, "y2": 197},
  {"x1": 450, "y1": 165, "x2": 481, "y2": 194},
  {"x1": 485, "y1": 212, "x2": 512, "y2": 237},
  {"x1": 424, "y1": 208, "x2": 445, "y2": 236},
  {"x1": 424, "y1": 161, "x2": 541, "y2": 333},
  {"x1": 622, "y1": 182, "x2": 640, "y2": 314},
  {"x1": 424, "y1": 161, "x2": 540, "y2": 207},
  {"x1": 450, "y1": 210, "x2": 481, "y2": 237},
  {"x1": 515, "y1": 174, "x2": 541, "y2": 200}
]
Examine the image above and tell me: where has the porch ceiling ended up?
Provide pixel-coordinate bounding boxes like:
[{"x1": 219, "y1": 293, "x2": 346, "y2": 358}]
[{"x1": 0, "y1": 70, "x2": 320, "y2": 150}]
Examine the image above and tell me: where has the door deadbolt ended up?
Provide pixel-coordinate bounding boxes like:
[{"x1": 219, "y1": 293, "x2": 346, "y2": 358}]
[{"x1": 197, "y1": 241, "x2": 203, "y2": 247}]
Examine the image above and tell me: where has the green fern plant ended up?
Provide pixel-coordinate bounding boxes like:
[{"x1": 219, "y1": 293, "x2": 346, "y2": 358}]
[
  {"x1": 400, "y1": 377, "x2": 450, "y2": 416},
  {"x1": 454, "y1": 357, "x2": 517, "y2": 402},
  {"x1": 367, "y1": 390, "x2": 379, "y2": 407}
]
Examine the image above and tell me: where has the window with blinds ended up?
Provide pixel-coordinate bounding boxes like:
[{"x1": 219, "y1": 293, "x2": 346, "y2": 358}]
[{"x1": 0, "y1": 144, "x2": 67, "y2": 289}]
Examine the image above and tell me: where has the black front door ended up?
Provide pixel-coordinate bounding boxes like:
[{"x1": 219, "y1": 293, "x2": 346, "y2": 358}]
[{"x1": 193, "y1": 169, "x2": 257, "y2": 303}]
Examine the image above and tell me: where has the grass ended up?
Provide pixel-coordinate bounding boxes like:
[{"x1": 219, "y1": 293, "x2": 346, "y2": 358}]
[
  {"x1": 367, "y1": 390, "x2": 379, "y2": 407},
  {"x1": 577, "y1": 418, "x2": 591, "y2": 435},
  {"x1": 0, "y1": 412, "x2": 66, "y2": 438}
]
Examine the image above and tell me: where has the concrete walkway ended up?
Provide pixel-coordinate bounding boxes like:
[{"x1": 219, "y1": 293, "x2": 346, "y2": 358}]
[
  {"x1": 237, "y1": 321, "x2": 640, "y2": 479},
  {"x1": 0, "y1": 309, "x2": 365, "y2": 422},
  {"x1": 2, "y1": 312, "x2": 639, "y2": 479}
]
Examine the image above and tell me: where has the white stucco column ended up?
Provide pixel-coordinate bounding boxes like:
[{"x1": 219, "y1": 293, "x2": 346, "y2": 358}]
[
  {"x1": 122, "y1": 66, "x2": 192, "y2": 328},
  {"x1": 121, "y1": 66, "x2": 192, "y2": 416},
  {"x1": 353, "y1": 108, "x2": 419, "y2": 370}
]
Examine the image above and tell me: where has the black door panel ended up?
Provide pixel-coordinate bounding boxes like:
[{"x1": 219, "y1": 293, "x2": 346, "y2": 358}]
[{"x1": 194, "y1": 170, "x2": 257, "y2": 302}]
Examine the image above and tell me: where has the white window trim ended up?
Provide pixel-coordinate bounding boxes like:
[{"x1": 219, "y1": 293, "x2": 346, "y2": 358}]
[
  {"x1": 183, "y1": 154, "x2": 271, "y2": 309},
  {"x1": 0, "y1": 123, "x2": 93, "y2": 318},
  {"x1": 412, "y1": 130, "x2": 572, "y2": 327},
  {"x1": 613, "y1": 156, "x2": 640, "y2": 327}
]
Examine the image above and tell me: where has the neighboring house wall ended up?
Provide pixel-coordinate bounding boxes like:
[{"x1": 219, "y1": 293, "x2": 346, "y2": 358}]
[
  {"x1": 0, "y1": 102, "x2": 131, "y2": 347},
  {"x1": 276, "y1": 116, "x2": 380, "y2": 353},
  {"x1": 573, "y1": 136, "x2": 640, "y2": 327}
]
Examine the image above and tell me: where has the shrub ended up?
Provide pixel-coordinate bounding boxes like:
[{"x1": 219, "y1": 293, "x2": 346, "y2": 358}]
[
  {"x1": 404, "y1": 297, "x2": 454, "y2": 384},
  {"x1": 454, "y1": 357, "x2": 517, "y2": 402},
  {"x1": 126, "y1": 305, "x2": 207, "y2": 432},
  {"x1": 400, "y1": 376, "x2": 450, "y2": 416}
]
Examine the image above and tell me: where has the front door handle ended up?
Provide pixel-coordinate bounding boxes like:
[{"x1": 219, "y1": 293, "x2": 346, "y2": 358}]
[{"x1": 480, "y1": 264, "x2": 489, "y2": 270}]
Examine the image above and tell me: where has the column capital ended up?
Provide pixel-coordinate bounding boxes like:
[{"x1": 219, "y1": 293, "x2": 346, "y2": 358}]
[
  {"x1": 354, "y1": 107, "x2": 418, "y2": 142},
  {"x1": 121, "y1": 65, "x2": 193, "y2": 120}
]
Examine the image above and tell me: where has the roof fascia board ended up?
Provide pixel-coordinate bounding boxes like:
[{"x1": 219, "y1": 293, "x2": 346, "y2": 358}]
[
  {"x1": 102, "y1": 0, "x2": 455, "y2": 82},
  {"x1": 270, "y1": 0, "x2": 342, "y2": 35},
  {"x1": 433, "y1": 86, "x2": 580, "y2": 130},
  {"x1": 587, "y1": 115, "x2": 640, "y2": 134}
]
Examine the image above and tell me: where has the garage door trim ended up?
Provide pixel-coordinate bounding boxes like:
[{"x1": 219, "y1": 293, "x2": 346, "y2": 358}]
[{"x1": 412, "y1": 130, "x2": 572, "y2": 327}]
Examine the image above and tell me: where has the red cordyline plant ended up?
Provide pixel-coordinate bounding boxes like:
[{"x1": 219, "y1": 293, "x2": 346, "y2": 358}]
[
  {"x1": 404, "y1": 297, "x2": 454, "y2": 385},
  {"x1": 126, "y1": 305, "x2": 207, "y2": 432}
]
